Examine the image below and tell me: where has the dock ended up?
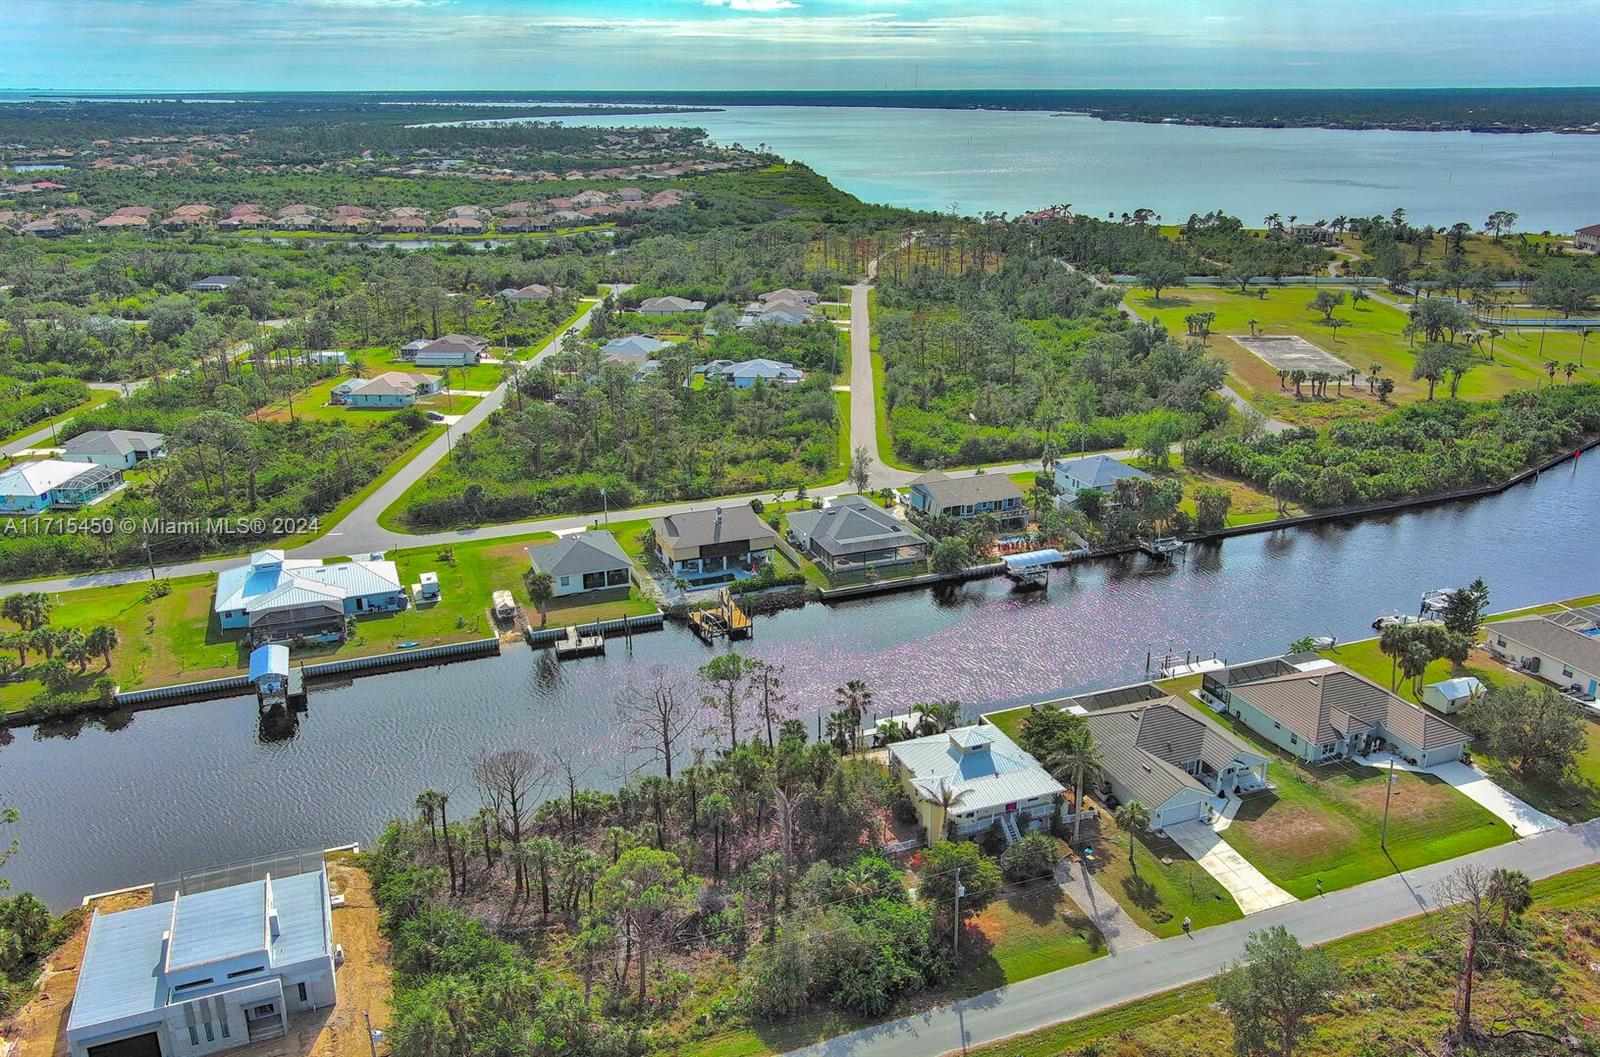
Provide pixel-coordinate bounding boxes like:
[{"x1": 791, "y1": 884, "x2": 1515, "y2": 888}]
[
  {"x1": 1136, "y1": 536, "x2": 1186, "y2": 561},
  {"x1": 1003, "y1": 548, "x2": 1065, "y2": 590},
  {"x1": 689, "y1": 589, "x2": 753, "y2": 643},
  {"x1": 553, "y1": 625, "x2": 605, "y2": 659}
]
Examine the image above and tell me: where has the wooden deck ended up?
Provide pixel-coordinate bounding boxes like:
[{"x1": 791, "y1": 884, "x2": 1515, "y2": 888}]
[{"x1": 689, "y1": 590, "x2": 753, "y2": 643}]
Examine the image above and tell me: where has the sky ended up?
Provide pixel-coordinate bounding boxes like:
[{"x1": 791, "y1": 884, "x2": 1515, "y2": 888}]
[{"x1": 3, "y1": 0, "x2": 1598, "y2": 93}]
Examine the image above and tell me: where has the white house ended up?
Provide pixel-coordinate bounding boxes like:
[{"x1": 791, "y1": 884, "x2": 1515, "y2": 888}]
[
  {"x1": 0, "y1": 459, "x2": 124, "y2": 513},
  {"x1": 334, "y1": 372, "x2": 441, "y2": 409},
  {"x1": 213, "y1": 550, "x2": 407, "y2": 638},
  {"x1": 526, "y1": 531, "x2": 634, "y2": 596},
  {"x1": 887, "y1": 725, "x2": 1064, "y2": 842},
  {"x1": 1203, "y1": 662, "x2": 1471, "y2": 768},
  {"x1": 1487, "y1": 609, "x2": 1600, "y2": 697},
  {"x1": 187, "y1": 275, "x2": 240, "y2": 292},
  {"x1": 1052, "y1": 454, "x2": 1152, "y2": 506},
  {"x1": 638, "y1": 295, "x2": 707, "y2": 315},
  {"x1": 412, "y1": 334, "x2": 488, "y2": 367},
  {"x1": 1573, "y1": 223, "x2": 1600, "y2": 254},
  {"x1": 66, "y1": 862, "x2": 337, "y2": 1057},
  {"x1": 702, "y1": 358, "x2": 804, "y2": 389},
  {"x1": 61, "y1": 430, "x2": 167, "y2": 471},
  {"x1": 1422, "y1": 676, "x2": 1486, "y2": 715}
]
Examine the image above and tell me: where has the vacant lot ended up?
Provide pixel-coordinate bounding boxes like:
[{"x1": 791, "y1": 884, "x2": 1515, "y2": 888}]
[{"x1": 1232, "y1": 333, "x2": 1355, "y2": 375}]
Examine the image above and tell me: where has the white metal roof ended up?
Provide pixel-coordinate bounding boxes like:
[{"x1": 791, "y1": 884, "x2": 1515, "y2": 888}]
[{"x1": 890, "y1": 725, "x2": 1064, "y2": 814}]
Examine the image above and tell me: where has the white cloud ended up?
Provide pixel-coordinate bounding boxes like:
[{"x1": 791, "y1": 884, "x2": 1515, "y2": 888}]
[{"x1": 704, "y1": 0, "x2": 801, "y2": 11}]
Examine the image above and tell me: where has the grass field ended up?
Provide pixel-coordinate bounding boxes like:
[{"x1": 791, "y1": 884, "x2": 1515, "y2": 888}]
[
  {"x1": 1320, "y1": 633, "x2": 1600, "y2": 822},
  {"x1": 2, "y1": 388, "x2": 117, "y2": 447},
  {"x1": 1209, "y1": 711, "x2": 1513, "y2": 897},
  {"x1": 0, "y1": 528, "x2": 565, "y2": 715},
  {"x1": 1086, "y1": 813, "x2": 1243, "y2": 937},
  {"x1": 1129, "y1": 285, "x2": 1599, "y2": 425},
  {"x1": 959, "y1": 859, "x2": 1600, "y2": 1057}
]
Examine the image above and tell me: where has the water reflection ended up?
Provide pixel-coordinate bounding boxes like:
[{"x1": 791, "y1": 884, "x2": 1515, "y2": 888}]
[{"x1": 2, "y1": 456, "x2": 1597, "y2": 906}]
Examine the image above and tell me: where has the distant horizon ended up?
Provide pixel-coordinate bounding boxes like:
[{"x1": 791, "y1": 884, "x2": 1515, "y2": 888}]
[
  {"x1": 6, "y1": 0, "x2": 1598, "y2": 93},
  {"x1": 4, "y1": 86, "x2": 1600, "y2": 94}
]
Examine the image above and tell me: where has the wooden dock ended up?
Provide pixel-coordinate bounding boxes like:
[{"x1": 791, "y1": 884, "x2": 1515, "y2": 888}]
[
  {"x1": 553, "y1": 625, "x2": 605, "y2": 659},
  {"x1": 689, "y1": 589, "x2": 753, "y2": 643}
]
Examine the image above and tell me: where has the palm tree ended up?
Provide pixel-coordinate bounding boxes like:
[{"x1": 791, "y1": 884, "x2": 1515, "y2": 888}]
[
  {"x1": 833, "y1": 679, "x2": 874, "y2": 741},
  {"x1": 415, "y1": 789, "x2": 444, "y2": 845},
  {"x1": 1113, "y1": 801, "x2": 1150, "y2": 878},
  {"x1": 85, "y1": 624, "x2": 118, "y2": 670},
  {"x1": 59, "y1": 628, "x2": 90, "y2": 672},
  {"x1": 1578, "y1": 326, "x2": 1592, "y2": 367},
  {"x1": 921, "y1": 777, "x2": 970, "y2": 841},
  {"x1": 523, "y1": 570, "x2": 554, "y2": 627},
  {"x1": 344, "y1": 357, "x2": 369, "y2": 380},
  {"x1": 1488, "y1": 867, "x2": 1533, "y2": 927},
  {"x1": 1564, "y1": 362, "x2": 1578, "y2": 384},
  {"x1": 1047, "y1": 733, "x2": 1103, "y2": 843}
]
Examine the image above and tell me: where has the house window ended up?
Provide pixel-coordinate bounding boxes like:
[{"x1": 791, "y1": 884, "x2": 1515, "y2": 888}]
[
  {"x1": 559, "y1": 575, "x2": 570, "y2": 587},
  {"x1": 1563, "y1": 665, "x2": 1575, "y2": 678},
  {"x1": 298, "y1": 982, "x2": 308, "y2": 1003},
  {"x1": 1289, "y1": 734, "x2": 1298, "y2": 745},
  {"x1": 1496, "y1": 636, "x2": 1506, "y2": 647}
]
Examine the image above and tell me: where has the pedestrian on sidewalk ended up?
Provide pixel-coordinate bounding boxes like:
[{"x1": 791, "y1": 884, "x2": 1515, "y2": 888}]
[
  {"x1": 1181, "y1": 915, "x2": 1192, "y2": 936},
  {"x1": 1316, "y1": 878, "x2": 1323, "y2": 897}
]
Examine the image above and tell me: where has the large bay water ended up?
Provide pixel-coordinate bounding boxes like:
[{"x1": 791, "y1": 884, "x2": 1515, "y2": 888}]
[
  {"x1": 563, "y1": 106, "x2": 1600, "y2": 231},
  {"x1": 3, "y1": 455, "x2": 1598, "y2": 907}
]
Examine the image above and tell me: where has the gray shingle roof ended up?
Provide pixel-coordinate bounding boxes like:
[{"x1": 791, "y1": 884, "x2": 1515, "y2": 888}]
[
  {"x1": 62, "y1": 429, "x2": 164, "y2": 460},
  {"x1": 1232, "y1": 666, "x2": 1469, "y2": 750},
  {"x1": 527, "y1": 531, "x2": 631, "y2": 577},
  {"x1": 787, "y1": 495, "x2": 929, "y2": 558},
  {"x1": 1054, "y1": 454, "x2": 1152, "y2": 490},
  {"x1": 1493, "y1": 615, "x2": 1600, "y2": 676},
  {"x1": 1083, "y1": 697, "x2": 1266, "y2": 810},
  {"x1": 652, "y1": 503, "x2": 775, "y2": 550},
  {"x1": 909, "y1": 470, "x2": 1023, "y2": 507}
]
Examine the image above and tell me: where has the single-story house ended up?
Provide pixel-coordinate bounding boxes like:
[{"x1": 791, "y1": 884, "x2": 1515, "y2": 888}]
[
  {"x1": 188, "y1": 275, "x2": 241, "y2": 293},
  {"x1": 431, "y1": 217, "x2": 485, "y2": 235},
  {"x1": 600, "y1": 335, "x2": 673, "y2": 378},
  {"x1": 759, "y1": 288, "x2": 820, "y2": 304},
  {"x1": 214, "y1": 550, "x2": 407, "y2": 636},
  {"x1": 303, "y1": 351, "x2": 348, "y2": 367},
  {"x1": 702, "y1": 358, "x2": 804, "y2": 388},
  {"x1": 96, "y1": 214, "x2": 150, "y2": 230},
  {"x1": 638, "y1": 295, "x2": 707, "y2": 315},
  {"x1": 1575, "y1": 224, "x2": 1600, "y2": 254},
  {"x1": 1203, "y1": 661, "x2": 1471, "y2": 767},
  {"x1": 412, "y1": 334, "x2": 488, "y2": 367},
  {"x1": 737, "y1": 300, "x2": 813, "y2": 328},
  {"x1": 888, "y1": 725, "x2": 1064, "y2": 841},
  {"x1": 650, "y1": 503, "x2": 779, "y2": 584},
  {"x1": 786, "y1": 494, "x2": 930, "y2": 575},
  {"x1": 20, "y1": 218, "x2": 61, "y2": 237},
  {"x1": 60, "y1": 429, "x2": 167, "y2": 471},
  {"x1": 0, "y1": 459, "x2": 124, "y2": 513},
  {"x1": 378, "y1": 216, "x2": 426, "y2": 233},
  {"x1": 333, "y1": 372, "x2": 440, "y2": 408},
  {"x1": 1081, "y1": 697, "x2": 1270, "y2": 830},
  {"x1": 527, "y1": 531, "x2": 633, "y2": 597},
  {"x1": 66, "y1": 862, "x2": 337, "y2": 1057},
  {"x1": 1053, "y1": 454, "x2": 1152, "y2": 506},
  {"x1": 1486, "y1": 609, "x2": 1600, "y2": 697},
  {"x1": 1422, "y1": 676, "x2": 1486, "y2": 715},
  {"x1": 504, "y1": 283, "x2": 560, "y2": 302},
  {"x1": 906, "y1": 470, "x2": 1027, "y2": 531}
]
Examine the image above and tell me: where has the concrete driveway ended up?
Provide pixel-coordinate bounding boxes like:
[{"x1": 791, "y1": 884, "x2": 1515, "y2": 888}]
[
  {"x1": 1166, "y1": 820, "x2": 1297, "y2": 914},
  {"x1": 1358, "y1": 752, "x2": 1565, "y2": 838}
]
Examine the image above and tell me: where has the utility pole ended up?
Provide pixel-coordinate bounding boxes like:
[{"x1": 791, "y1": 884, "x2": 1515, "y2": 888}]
[
  {"x1": 362, "y1": 1010, "x2": 379, "y2": 1057},
  {"x1": 601, "y1": 487, "x2": 610, "y2": 528},
  {"x1": 1380, "y1": 755, "x2": 1396, "y2": 850},
  {"x1": 951, "y1": 866, "x2": 963, "y2": 954},
  {"x1": 141, "y1": 534, "x2": 156, "y2": 581}
]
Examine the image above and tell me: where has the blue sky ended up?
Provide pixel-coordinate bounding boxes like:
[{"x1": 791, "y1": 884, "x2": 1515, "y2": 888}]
[{"x1": 4, "y1": 0, "x2": 1597, "y2": 92}]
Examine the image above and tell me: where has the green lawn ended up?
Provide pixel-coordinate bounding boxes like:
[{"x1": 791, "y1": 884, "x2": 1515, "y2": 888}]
[
  {"x1": 250, "y1": 376, "x2": 479, "y2": 424},
  {"x1": 1086, "y1": 818, "x2": 1243, "y2": 937},
  {"x1": 1128, "y1": 285, "x2": 1598, "y2": 424},
  {"x1": 1320, "y1": 634, "x2": 1600, "y2": 822},
  {"x1": 1209, "y1": 710, "x2": 1514, "y2": 897}
]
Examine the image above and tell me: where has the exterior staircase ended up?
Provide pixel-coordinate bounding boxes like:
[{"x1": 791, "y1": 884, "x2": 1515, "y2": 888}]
[{"x1": 999, "y1": 811, "x2": 1023, "y2": 846}]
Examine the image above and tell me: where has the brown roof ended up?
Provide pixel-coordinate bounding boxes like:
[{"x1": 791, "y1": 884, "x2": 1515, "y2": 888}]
[
  {"x1": 1576, "y1": 223, "x2": 1600, "y2": 237},
  {"x1": 1233, "y1": 666, "x2": 1469, "y2": 750}
]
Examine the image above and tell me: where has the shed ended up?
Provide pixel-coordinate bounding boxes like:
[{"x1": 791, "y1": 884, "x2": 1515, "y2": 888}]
[{"x1": 1421, "y1": 676, "x2": 1485, "y2": 715}]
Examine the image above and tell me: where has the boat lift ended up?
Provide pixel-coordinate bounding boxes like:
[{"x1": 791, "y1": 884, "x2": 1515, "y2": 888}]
[{"x1": 1003, "y1": 548, "x2": 1064, "y2": 590}]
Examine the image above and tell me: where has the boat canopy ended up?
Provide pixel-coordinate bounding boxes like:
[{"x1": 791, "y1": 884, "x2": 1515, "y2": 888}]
[{"x1": 1004, "y1": 549, "x2": 1063, "y2": 571}]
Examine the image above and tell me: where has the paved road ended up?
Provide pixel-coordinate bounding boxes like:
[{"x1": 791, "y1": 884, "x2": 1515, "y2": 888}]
[{"x1": 784, "y1": 819, "x2": 1600, "y2": 1057}]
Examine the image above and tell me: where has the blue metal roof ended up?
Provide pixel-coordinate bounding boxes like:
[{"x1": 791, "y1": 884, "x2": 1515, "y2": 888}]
[
  {"x1": 249, "y1": 644, "x2": 290, "y2": 681},
  {"x1": 167, "y1": 883, "x2": 267, "y2": 970}
]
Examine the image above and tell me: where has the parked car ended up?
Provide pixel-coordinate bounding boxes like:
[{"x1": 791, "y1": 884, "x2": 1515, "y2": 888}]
[{"x1": 426, "y1": 411, "x2": 446, "y2": 421}]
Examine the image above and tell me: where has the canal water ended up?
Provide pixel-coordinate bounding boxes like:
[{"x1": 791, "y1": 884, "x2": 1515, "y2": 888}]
[{"x1": 4, "y1": 455, "x2": 1598, "y2": 907}]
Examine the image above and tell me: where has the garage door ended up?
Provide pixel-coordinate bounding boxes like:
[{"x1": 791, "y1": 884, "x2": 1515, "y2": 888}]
[{"x1": 87, "y1": 1032, "x2": 162, "y2": 1057}]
